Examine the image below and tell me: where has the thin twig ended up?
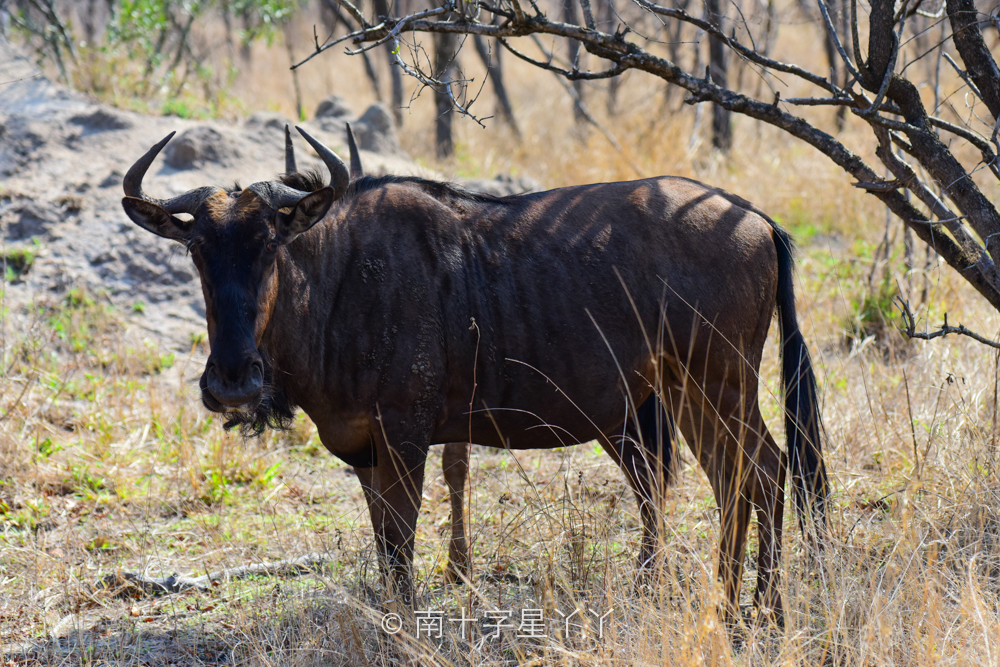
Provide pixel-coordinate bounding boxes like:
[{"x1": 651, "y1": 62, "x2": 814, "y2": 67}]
[
  {"x1": 816, "y1": 0, "x2": 864, "y2": 83},
  {"x1": 895, "y1": 295, "x2": 1000, "y2": 349},
  {"x1": 943, "y1": 52, "x2": 983, "y2": 101},
  {"x1": 632, "y1": 0, "x2": 837, "y2": 93}
]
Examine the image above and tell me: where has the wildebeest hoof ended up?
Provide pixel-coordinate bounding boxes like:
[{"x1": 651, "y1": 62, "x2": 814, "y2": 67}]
[{"x1": 444, "y1": 563, "x2": 470, "y2": 586}]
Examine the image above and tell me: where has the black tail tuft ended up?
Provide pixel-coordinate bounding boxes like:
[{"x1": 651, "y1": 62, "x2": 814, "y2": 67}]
[
  {"x1": 628, "y1": 392, "x2": 677, "y2": 487},
  {"x1": 772, "y1": 225, "x2": 829, "y2": 532}
]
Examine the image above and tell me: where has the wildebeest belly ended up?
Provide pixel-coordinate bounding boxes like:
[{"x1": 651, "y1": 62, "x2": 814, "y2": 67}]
[{"x1": 431, "y1": 258, "x2": 672, "y2": 450}]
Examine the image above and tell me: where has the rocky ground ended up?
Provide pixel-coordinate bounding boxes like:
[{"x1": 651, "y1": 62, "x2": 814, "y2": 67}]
[{"x1": 0, "y1": 41, "x2": 538, "y2": 349}]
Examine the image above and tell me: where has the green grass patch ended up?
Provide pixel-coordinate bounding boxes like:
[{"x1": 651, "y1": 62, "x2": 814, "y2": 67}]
[{"x1": 4, "y1": 246, "x2": 36, "y2": 283}]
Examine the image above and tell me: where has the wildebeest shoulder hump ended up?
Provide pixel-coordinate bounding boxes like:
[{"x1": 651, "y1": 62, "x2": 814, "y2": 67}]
[{"x1": 345, "y1": 175, "x2": 507, "y2": 207}]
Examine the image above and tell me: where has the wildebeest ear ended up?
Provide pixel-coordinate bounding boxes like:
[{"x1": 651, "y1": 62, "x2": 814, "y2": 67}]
[
  {"x1": 122, "y1": 197, "x2": 193, "y2": 242},
  {"x1": 276, "y1": 186, "x2": 336, "y2": 243}
]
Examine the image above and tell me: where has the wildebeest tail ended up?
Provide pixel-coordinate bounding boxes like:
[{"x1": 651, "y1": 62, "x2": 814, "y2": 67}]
[
  {"x1": 772, "y1": 224, "x2": 829, "y2": 531},
  {"x1": 634, "y1": 393, "x2": 677, "y2": 486}
]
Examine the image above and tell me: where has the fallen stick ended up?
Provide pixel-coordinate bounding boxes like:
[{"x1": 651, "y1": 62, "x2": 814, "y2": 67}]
[{"x1": 98, "y1": 552, "x2": 338, "y2": 597}]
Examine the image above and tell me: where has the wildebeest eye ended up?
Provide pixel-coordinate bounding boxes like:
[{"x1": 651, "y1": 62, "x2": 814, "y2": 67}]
[{"x1": 266, "y1": 241, "x2": 279, "y2": 253}]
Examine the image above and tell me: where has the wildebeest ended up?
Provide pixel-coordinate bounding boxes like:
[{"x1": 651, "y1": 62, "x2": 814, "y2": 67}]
[
  {"x1": 334, "y1": 127, "x2": 676, "y2": 587},
  {"x1": 121, "y1": 125, "x2": 827, "y2": 623},
  {"x1": 319, "y1": 125, "x2": 676, "y2": 587}
]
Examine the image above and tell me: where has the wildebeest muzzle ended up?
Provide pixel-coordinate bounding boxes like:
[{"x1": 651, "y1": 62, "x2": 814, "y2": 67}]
[{"x1": 200, "y1": 348, "x2": 264, "y2": 413}]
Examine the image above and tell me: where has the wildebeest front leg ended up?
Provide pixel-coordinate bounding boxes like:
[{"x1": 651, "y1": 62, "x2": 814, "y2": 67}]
[
  {"x1": 599, "y1": 394, "x2": 676, "y2": 579},
  {"x1": 354, "y1": 465, "x2": 389, "y2": 580},
  {"x1": 362, "y1": 444, "x2": 470, "y2": 586},
  {"x1": 366, "y1": 422, "x2": 430, "y2": 606},
  {"x1": 600, "y1": 436, "x2": 660, "y2": 576},
  {"x1": 442, "y1": 442, "x2": 471, "y2": 583}
]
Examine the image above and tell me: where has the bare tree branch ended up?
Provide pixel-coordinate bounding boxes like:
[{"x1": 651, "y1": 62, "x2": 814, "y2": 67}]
[
  {"x1": 303, "y1": 0, "x2": 1000, "y2": 320},
  {"x1": 946, "y1": 0, "x2": 1000, "y2": 121},
  {"x1": 895, "y1": 295, "x2": 1000, "y2": 349},
  {"x1": 498, "y1": 35, "x2": 626, "y2": 79},
  {"x1": 943, "y1": 51, "x2": 984, "y2": 100}
]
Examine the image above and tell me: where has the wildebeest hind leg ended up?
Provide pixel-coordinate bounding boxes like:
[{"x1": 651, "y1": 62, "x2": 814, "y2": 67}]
[
  {"x1": 441, "y1": 442, "x2": 471, "y2": 583},
  {"x1": 668, "y1": 385, "x2": 754, "y2": 627},
  {"x1": 746, "y1": 411, "x2": 786, "y2": 625}
]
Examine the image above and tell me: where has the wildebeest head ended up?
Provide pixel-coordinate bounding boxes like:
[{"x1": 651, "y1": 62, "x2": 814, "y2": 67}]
[{"x1": 121, "y1": 126, "x2": 350, "y2": 430}]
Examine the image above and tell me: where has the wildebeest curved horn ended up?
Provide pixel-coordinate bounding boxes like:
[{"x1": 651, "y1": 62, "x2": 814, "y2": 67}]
[
  {"x1": 123, "y1": 132, "x2": 175, "y2": 202},
  {"x1": 284, "y1": 124, "x2": 297, "y2": 174},
  {"x1": 346, "y1": 123, "x2": 363, "y2": 179},
  {"x1": 294, "y1": 126, "x2": 350, "y2": 199},
  {"x1": 124, "y1": 132, "x2": 221, "y2": 214},
  {"x1": 160, "y1": 186, "x2": 224, "y2": 215},
  {"x1": 247, "y1": 181, "x2": 311, "y2": 211}
]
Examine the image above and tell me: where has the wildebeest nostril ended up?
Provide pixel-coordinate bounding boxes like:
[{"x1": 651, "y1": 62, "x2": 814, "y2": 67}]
[{"x1": 250, "y1": 361, "x2": 263, "y2": 384}]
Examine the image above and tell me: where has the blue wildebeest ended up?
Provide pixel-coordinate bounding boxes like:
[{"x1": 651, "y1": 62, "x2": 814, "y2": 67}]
[{"x1": 121, "y1": 126, "x2": 826, "y2": 623}]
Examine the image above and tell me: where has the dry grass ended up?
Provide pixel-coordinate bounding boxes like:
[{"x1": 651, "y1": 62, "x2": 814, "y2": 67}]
[{"x1": 5, "y1": 6, "x2": 1000, "y2": 665}]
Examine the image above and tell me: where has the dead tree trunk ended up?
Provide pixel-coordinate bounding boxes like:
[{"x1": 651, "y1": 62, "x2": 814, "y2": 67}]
[
  {"x1": 359, "y1": 50, "x2": 383, "y2": 102},
  {"x1": 473, "y1": 33, "x2": 520, "y2": 136},
  {"x1": 706, "y1": 0, "x2": 732, "y2": 151},
  {"x1": 825, "y1": 0, "x2": 848, "y2": 130},
  {"x1": 321, "y1": 0, "x2": 383, "y2": 103},
  {"x1": 607, "y1": 71, "x2": 623, "y2": 116},
  {"x1": 662, "y1": 0, "x2": 691, "y2": 109},
  {"x1": 82, "y1": 0, "x2": 99, "y2": 46},
  {"x1": 387, "y1": 45, "x2": 404, "y2": 125},
  {"x1": 285, "y1": 25, "x2": 304, "y2": 120},
  {"x1": 564, "y1": 0, "x2": 586, "y2": 123},
  {"x1": 603, "y1": 0, "x2": 623, "y2": 115},
  {"x1": 239, "y1": 6, "x2": 253, "y2": 62},
  {"x1": 433, "y1": 30, "x2": 459, "y2": 158},
  {"x1": 372, "y1": 0, "x2": 404, "y2": 124}
]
